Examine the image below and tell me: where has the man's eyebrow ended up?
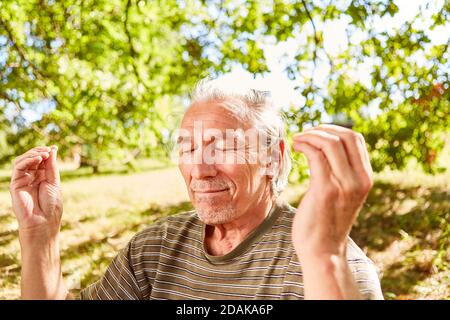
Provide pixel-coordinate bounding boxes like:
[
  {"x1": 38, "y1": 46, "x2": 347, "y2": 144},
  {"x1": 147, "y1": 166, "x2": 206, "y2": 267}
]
[
  {"x1": 176, "y1": 135, "x2": 190, "y2": 144},
  {"x1": 176, "y1": 137, "x2": 187, "y2": 144}
]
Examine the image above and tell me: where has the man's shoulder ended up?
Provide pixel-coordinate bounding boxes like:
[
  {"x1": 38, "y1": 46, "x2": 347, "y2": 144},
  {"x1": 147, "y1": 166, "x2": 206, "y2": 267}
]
[
  {"x1": 275, "y1": 201, "x2": 297, "y2": 222},
  {"x1": 346, "y1": 238, "x2": 383, "y2": 299},
  {"x1": 346, "y1": 237, "x2": 370, "y2": 260}
]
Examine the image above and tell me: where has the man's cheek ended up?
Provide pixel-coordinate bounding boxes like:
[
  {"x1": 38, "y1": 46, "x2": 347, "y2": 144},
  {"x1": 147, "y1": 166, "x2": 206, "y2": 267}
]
[{"x1": 178, "y1": 164, "x2": 192, "y2": 185}]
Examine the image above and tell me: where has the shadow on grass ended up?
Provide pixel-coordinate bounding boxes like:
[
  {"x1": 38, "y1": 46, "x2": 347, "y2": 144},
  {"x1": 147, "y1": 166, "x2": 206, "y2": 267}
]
[
  {"x1": 289, "y1": 180, "x2": 450, "y2": 299},
  {"x1": 353, "y1": 181, "x2": 449, "y2": 299}
]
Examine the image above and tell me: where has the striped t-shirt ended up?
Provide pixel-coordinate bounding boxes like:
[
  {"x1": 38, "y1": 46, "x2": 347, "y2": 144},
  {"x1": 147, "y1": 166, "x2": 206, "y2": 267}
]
[{"x1": 79, "y1": 201, "x2": 383, "y2": 300}]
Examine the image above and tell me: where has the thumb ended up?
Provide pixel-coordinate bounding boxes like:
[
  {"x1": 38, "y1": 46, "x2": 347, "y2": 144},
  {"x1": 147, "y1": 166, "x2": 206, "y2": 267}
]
[{"x1": 45, "y1": 145, "x2": 61, "y2": 184}]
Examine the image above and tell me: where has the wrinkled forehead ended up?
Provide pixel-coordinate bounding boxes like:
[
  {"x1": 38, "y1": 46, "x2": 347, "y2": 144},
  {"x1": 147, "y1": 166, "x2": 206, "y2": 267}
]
[{"x1": 180, "y1": 101, "x2": 250, "y2": 132}]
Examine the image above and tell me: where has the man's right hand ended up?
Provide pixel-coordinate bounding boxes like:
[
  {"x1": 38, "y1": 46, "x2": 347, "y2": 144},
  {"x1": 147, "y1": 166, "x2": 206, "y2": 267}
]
[
  {"x1": 9, "y1": 146, "x2": 70, "y2": 299},
  {"x1": 9, "y1": 146, "x2": 63, "y2": 237}
]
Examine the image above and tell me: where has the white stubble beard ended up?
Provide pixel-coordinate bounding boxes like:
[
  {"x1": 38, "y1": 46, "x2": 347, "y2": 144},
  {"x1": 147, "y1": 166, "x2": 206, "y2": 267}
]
[{"x1": 194, "y1": 197, "x2": 236, "y2": 225}]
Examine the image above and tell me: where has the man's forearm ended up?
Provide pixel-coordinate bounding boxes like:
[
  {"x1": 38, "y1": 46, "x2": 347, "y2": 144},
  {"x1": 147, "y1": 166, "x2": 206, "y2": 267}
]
[
  {"x1": 19, "y1": 231, "x2": 70, "y2": 299},
  {"x1": 300, "y1": 252, "x2": 362, "y2": 300}
]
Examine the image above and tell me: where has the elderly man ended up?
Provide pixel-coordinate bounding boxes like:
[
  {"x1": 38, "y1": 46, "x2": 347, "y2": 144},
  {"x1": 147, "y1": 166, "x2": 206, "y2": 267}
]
[{"x1": 10, "y1": 78, "x2": 383, "y2": 300}]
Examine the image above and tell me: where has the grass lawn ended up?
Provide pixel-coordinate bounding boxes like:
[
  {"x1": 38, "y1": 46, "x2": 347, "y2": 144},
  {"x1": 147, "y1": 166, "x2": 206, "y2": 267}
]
[{"x1": 0, "y1": 154, "x2": 449, "y2": 299}]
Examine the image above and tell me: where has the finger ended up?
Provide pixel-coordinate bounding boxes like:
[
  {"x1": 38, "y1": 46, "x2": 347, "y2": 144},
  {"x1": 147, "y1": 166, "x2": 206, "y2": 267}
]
[
  {"x1": 306, "y1": 124, "x2": 371, "y2": 178},
  {"x1": 10, "y1": 174, "x2": 34, "y2": 191},
  {"x1": 38, "y1": 159, "x2": 46, "y2": 170},
  {"x1": 45, "y1": 145, "x2": 60, "y2": 184},
  {"x1": 29, "y1": 169, "x2": 46, "y2": 187},
  {"x1": 10, "y1": 157, "x2": 42, "y2": 183},
  {"x1": 29, "y1": 158, "x2": 48, "y2": 171},
  {"x1": 10, "y1": 171, "x2": 34, "y2": 187},
  {"x1": 18, "y1": 154, "x2": 49, "y2": 172},
  {"x1": 293, "y1": 130, "x2": 354, "y2": 185},
  {"x1": 356, "y1": 133, "x2": 373, "y2": 178},
  {"x1": 12, "y1": 156, "x2": 44, "y2": 174},
  {"x1": 13, "y1": 146, "x2": 51, "y2": 164},
  {"x1": 293, "y1": 140, "x2": 331, "y2": 186},
  {"x1": 10, "y1": 170, "x2": 45, "y2": 190},
  {"x1": 14, "y1": 151, "x2": 50, "y2": 169},
  {"x1": 312, "y1": 124, "x2": 370, "y2": 174},
  {"x1": 30, "y1": 146, "x2": 52, "y2": 153}
]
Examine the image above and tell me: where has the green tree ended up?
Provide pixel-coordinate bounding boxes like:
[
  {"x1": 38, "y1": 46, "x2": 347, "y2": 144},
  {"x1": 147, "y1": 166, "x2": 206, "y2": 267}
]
[{"x1": 1, "y1": 0, "x2": 449, "y2": 174}]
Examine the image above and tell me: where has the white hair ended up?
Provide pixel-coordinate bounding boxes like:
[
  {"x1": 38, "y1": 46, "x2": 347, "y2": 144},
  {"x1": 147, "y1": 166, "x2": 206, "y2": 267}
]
[{"x1": 190, "y1": 76, "x2": 292, "y2": 197}]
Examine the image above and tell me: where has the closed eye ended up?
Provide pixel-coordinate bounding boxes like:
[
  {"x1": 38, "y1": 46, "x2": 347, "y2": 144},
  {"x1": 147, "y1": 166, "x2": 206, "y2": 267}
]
[
  {"x1": 179, "y1": 143, "x2": 197, "y2": 154},
  {"x1": 180, "y1": 147, "x2": 195, "y2": 154}
]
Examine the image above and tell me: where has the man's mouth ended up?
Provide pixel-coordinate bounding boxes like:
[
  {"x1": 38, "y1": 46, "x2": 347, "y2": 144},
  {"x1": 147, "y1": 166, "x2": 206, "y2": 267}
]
[{"x1": 193, "y1": 188, "x2": 229, "y2": 194}]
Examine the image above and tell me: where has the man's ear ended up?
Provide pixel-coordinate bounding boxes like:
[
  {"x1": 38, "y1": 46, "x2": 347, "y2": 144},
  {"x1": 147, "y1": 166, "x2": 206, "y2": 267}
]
[{"x1": 265, "y1": 139, "x2": 285, "y2": 178}]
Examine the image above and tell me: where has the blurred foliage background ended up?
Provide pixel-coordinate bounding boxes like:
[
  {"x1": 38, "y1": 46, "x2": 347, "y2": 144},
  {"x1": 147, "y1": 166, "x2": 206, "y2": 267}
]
[
  {"x1": 0, "y1": 0, "x2": 449, "y2": 174},
  {"x1": 0, "y1": 0, "x2": 449, "y2": 299}
]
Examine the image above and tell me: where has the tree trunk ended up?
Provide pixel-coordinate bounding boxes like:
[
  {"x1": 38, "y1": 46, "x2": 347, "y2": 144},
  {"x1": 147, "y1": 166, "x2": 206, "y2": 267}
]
[{"x1": 79, "y1": 155, "x2": 99, "y2": 174}]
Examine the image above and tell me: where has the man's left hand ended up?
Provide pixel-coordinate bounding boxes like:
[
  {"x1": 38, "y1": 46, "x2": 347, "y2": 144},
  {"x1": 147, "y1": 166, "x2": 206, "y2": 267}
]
[{"x1": 291, "y1": 124, "x2": 373, "y2": 258}]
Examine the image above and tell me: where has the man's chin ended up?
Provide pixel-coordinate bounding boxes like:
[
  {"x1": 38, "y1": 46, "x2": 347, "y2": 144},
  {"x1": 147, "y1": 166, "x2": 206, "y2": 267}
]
[{"x1": 194, "y1": 204, "x2": 235, "y2": 225}]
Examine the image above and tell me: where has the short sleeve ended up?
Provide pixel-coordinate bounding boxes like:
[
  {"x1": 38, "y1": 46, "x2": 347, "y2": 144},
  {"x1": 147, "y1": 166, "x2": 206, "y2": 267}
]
[
  {"x1": 347, "y1": 238, "x2": 384, "y2": 300},
  {"x1": 351, "y1": 258, "x2": 384, "y2": 300},
  {"x1": 79, "y1": 240, "x2": 144, "y2": 300}
]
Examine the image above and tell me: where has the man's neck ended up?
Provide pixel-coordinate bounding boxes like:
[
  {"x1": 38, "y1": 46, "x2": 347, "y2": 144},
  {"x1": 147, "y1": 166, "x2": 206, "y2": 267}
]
[{"x1": 204, "y1": 196, "x2": 275, "y2": 256}]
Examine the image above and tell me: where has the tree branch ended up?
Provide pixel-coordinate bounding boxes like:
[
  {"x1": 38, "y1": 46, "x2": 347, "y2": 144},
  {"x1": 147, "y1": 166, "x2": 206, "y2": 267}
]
[
  {"x1": 0, "y1": 91, "x2": 46, "y2": 138},
  {"x1": 0, "y1": 17, "x2": 46, "y2": 82},
  {"x1": 301, "y1": 0, "x2": 319, "y2": 69},
  {"x1": 123, "y1": 0, "x2": 151, "y2": 90},
  {"x1": 0, "y1": 16, "x2": 63, "y2": 107}
]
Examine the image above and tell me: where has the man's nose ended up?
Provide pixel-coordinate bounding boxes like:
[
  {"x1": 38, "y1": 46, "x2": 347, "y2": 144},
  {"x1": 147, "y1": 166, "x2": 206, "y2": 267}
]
[{"x1": 191, "y1": 162, "x2": 218, "y2": 179}]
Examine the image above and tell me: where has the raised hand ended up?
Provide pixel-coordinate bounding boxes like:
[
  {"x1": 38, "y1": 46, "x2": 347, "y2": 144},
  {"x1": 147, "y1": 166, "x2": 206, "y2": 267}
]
[
  {"x1": 9, "y1": 146, "x2": 63, "y2": 235},
  {"x1": 290, "y1": 124, "x2": 374, "y2": 299},
  {"x1": 291, "y1": 124, "x2": 373, "y2": 257}
]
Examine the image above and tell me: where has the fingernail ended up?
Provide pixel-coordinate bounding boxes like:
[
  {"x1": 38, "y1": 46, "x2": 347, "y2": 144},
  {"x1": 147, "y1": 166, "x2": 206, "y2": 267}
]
[{"x1": 51, "y1": 145, "x2": 58, "y2": 151}]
